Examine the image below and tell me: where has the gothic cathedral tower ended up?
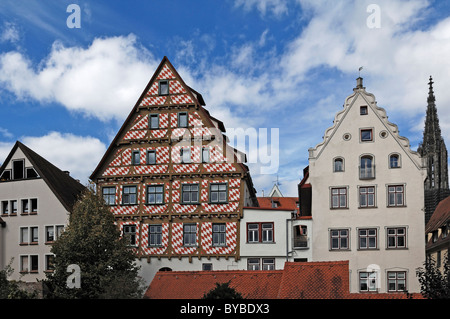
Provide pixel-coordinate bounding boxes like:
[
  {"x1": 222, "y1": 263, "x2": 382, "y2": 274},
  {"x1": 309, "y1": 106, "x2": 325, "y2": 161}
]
[{"x1": 418, "y1": 76, "x2": 450, "y2": 224}]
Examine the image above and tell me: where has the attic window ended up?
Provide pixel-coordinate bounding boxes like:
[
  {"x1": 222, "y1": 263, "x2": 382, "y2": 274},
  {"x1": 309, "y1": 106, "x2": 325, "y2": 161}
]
[
  {"x1": 360, "y1": 106, "x2": 368, "y2": 115},
  {"x1": 12, "y1": 159, "x2": 24, "y2": 180},
  {"x1": 26, "y1": 168, "x2": 39, "y2": 179},
  {"x1": 159, "y1": 80, "x2": 169, "y2": 96},
  {"x1": 0, "y1": 170, "x2": 11, "y2": 181}
]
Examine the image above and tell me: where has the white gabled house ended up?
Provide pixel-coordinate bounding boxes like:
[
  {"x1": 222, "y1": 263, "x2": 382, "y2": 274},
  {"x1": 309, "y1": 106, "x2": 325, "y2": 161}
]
[{"x1": 307, "y1": 77, "x2": 427, "y2": 293}]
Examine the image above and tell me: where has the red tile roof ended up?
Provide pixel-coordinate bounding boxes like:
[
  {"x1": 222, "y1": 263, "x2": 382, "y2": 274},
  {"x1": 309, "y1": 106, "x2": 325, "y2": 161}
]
[
  {"x1": 426, "y1": 195, "x2": 450, "y2": 233},
  {"x1": 257, "y1": 197, "x2": 299, "y2": 213},
  {"x1": 144, "y1": 261, "x2": 423, "y2": 299}
]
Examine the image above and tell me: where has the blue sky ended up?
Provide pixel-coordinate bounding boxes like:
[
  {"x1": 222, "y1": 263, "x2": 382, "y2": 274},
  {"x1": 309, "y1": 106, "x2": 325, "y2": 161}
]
[{"x1": 0, "y1": 0, "x2": 450, "y2": 196}]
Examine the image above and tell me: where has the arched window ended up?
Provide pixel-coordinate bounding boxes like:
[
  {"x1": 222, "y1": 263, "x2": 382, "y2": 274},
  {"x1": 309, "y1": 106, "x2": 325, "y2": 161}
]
[
  {"x1": 360, "y1": 155, "x2": 375, "y2": 179},
  {"x1": 389, "y1": 154, "x2": 400, "y2": 168},
  {"x1": 334, "y1": 157, "x2": 344, "y2": 172}
]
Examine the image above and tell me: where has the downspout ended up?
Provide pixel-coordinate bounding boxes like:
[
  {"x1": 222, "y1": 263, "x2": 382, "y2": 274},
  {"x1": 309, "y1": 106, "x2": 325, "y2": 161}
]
[{"x1": 286, "y1": 211, "x2": 295, "y2": 262}]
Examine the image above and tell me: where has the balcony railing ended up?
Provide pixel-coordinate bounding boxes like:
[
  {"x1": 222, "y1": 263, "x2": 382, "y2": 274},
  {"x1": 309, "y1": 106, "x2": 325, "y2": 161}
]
[{"x1": 359, "y1": 165, "x2": 375, "y2": 179}]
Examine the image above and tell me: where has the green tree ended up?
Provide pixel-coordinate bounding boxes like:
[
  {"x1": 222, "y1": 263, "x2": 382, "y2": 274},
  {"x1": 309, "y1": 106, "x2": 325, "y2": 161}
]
[
  {"x1": 416, "y1": 253, "x2": 450, "y2": 299},
  {"x1": 42, "y1": 187, "x2": 144, "y2": 299},
  {"x1": 202, "y1": 281, "x2": 243, "y2": 299},
  {"x1": 0, "y1": 259, "x2": 38, "y2": 299}
]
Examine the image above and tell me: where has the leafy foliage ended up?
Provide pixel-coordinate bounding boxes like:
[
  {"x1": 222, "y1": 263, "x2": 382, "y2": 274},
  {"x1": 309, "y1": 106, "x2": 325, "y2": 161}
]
[
  {"x1": 0, "y1": 259, "x2": 38, "y2": 299},
  {"x1": 202, "y1": 281, "x2": 243, "y2": 299},
  {"x1": 42, "y1": 186, "x2": 144, "y2": 299},
  {"x1": 416, "y1": 253, "x2": 450, "y2": 299}
]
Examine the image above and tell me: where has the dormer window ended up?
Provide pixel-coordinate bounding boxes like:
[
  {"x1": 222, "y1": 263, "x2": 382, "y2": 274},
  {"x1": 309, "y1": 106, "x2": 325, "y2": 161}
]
[
  {"x1": 158, "y1": 80, "x2": 169, "y2": 96},
  {"x1": 12, "y1": 159, "x2": 25, "y2": 180}
]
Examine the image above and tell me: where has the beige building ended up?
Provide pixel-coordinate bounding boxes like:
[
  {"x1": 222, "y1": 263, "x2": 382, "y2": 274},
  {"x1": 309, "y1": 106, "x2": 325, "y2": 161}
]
[
  {"x1": 307, "y1": 78, "x2": 427, "y2": 293},
  {"x1": 0, "y1": 141, "x2": 85, "y2": 283}
]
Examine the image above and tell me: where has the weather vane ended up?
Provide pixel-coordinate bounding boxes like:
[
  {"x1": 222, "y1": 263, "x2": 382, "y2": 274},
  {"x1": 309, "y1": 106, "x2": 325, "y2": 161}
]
[{"x1": 359, "y1": 66, "x2": 363, "y2": 77}]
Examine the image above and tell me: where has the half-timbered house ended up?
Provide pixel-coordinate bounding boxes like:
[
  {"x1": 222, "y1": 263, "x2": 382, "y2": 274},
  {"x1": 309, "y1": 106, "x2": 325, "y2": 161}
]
[{"x1": 90, "y1": 57, "x2": 258, "y2": 285}]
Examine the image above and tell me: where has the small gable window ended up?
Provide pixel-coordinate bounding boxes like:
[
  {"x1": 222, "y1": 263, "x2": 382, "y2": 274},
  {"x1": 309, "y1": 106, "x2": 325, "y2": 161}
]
[
  {"x1": 334, "y1": 157, "x2": 344, "y2": 172},
  {"x1": 360, "y1": 106, "x2": 368, "y2": 115},
  {"x1": 159, "y1": 80, "x2": 169, "y2": 96},
  {"x1": 360, "y1": 129, "x2": 373, "y2": 142},
  {"x1": 389, "y1": 154, "x2": 400, "y2": 168},
  {"x1": 178, "y1": 112, "x2": 188, "y2": 128},
  {"x1": 149, "y1": 114, "x2": 159, "y2": 129}
]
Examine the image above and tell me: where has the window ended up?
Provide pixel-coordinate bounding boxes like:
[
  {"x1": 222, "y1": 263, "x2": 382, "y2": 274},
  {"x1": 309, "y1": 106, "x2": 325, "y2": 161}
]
[
  {"x1": 247, "y1": 223, "x2": 274, "y2": 243},
  {"x1": 1, "y1": 201, "x2": 8, "y2": 214},
  {"x1": 46, "y1": 226, "x2": 55, "y2": 242},
  {"x1": 10, "y1": 200, "x2": 17, "y2": 214},
  {"x1": 360, "y1": 155, "x2": 375, "y2": 179},
  {"x1": 334, "y1": 158, "x2": 344, "y2": 172},
  {"x1": 360, "y1": 106, "x2": 368, "y2": 115},
  {"x1": 149, "y1": 114, "x2": 159, "y2": 129},
  {"x1": 183, "y1": 224, "x2": 197, "y2": 246},
  {"x1": 122, "y1": 186, "x2": 137, "y2": 205},
  {"x1": 20, "y1": 256, "x2": 29, "y2": 272},
  {"x1": 147, "y1": 150, "x2": 156, "y2": 165},
  {"x1": 178, "y1": 112, "x2": 188, "y2": 128},
  {"x1": 247, "y1": 258, "x2": 260, "y2": 270},
  {"x1": 331, "y1": 187, "x2": 347, "y2": 208},
  {"x1": 202, "y1": 263, "x2": 213, "y2": 271},
  {"x1": 46, "y1": 255, "x2": 55, "y2": 271},
  {"x1": 123, "y1": 224, "x2": 136, "y2": 246},
  {"x1": 30, "y1": 255, "x2": 38, "y2": 272},
  {"x1": 31, "y1": 199, "x2": 38, "y2": 213},
  {"x1": 148, "y1": 224, "x2": 162, "y2": 246},
  {"x1": 212, "y1": 223, "x2": 226, "y2": 246},
  {"x1": 389, "y1": 154, "x2": 400, "y2": 168},
  {"x1": 388, "y1": 272, "x2": 406, "y2": 292},
  {"x1": 45, "y1": 225, "x2": 64, "y2": 243},
  {"x1": 330, "y1": 229, "x2": 349, "y2": 250},
  {"x1": 262, "y1": 223, "x2": 274, "y2": 242},
  {"x1": 247, "y1": 223, "x2": 259, "y2": 243},
  {"x1": 358, "y1": 228, "x2": 377, "y2": 249},
  {"x1": 181, "y1": 184, "x2": 199, "y2": 204},
  {"x1": 360, "y1": 129, "x2": 373, "y2": 142},
  {"x1": 21, "y1": 199, "x2": 29, "y2": 214},
  {"x1": 359, "y1": 272, "x2": 377, "y2": 292},
  {"x1": 388, "y1": 185, "x2": 405, "y2": 207},
  {"x1": 20, "y1": 227, "x2": 29, "y2": 244},
  {"x1": 26, "y1": 167, "x2": 38, "y2": 178},
  {"x1": 147, "y1": 185, "x2": 164, "y2": 204},
  {"x1": 102, "y1": 187, "x2": 116, "y2": 205},
  {"x1": 210, "y1": 183, "x2": 227, "y2": 203},
  {"x1": 180, "y1": 148, "x2": 191, "y2": 163},
  {"x1": 294, "y1": 225, "x2": 308, "y2": 248},
  {"x1": 31, "y1": 227, "x2": 38, "y2": 244},
  {"x1": 202, "y1": 148, "x2": 210, "y2": 163},
  {"x1": 159, "y1": 80, "x2": 169, "y2": 95},
  {"x1": 262, "y1": 258, "x2": 275, "y2": 270},
  {"x1": 359, "y1": 186, "x2": 375, "y2": 208},
  {"x1": 387, "y1": 227, "x2": 406, "y2": 248},
  {"x1": 12, "y1": 159, "x2": 24, "y2": 180},
  {"x1": 131, "y1": 151, "x2": 140, "y2": 165}
]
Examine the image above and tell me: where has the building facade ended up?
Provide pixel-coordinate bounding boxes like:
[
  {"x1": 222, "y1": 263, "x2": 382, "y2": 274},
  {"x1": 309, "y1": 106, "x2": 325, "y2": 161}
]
[
  {"x1": 307, "y1": 77, "x2": 427, "y2": 293},
  {"x1": 0, "y1": 142, "x2": 85, "y2": 283},
  {"x1": 90, "y1": 57, "x2": 259, "y2": 287},
  {"x1": 417, "y1": 76, "x2": 450, "y2": 224}
]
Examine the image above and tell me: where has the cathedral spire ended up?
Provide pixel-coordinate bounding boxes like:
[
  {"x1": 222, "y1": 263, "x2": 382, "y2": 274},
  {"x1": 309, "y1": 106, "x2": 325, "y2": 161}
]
[{"x1": 418, "y1": 76, "x2": 450, "y2": 224}]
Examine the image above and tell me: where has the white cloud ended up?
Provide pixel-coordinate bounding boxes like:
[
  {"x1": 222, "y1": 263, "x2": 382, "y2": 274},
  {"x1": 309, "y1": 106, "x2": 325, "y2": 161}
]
[
  {"x1": 20, "y1": 132, "x2": 106, "y2": 184},
  {"x1": 0, "y1": 22, "x2": 20, "y2": 43},
  {"x1": 234, "y1": 0, "x2": 290, "y2": 17},
  {"x1": 0, "y1": 34, "x2": 157, "y2": 121}
]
